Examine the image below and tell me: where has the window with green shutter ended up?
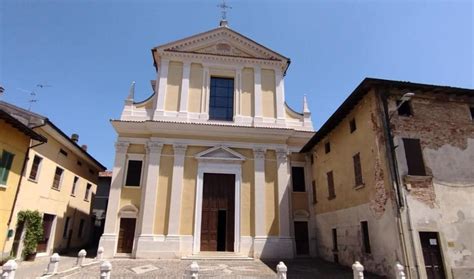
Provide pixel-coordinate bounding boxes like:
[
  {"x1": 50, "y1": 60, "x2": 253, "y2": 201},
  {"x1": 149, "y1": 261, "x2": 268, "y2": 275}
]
[{"x1": 0, "y1": 150, "x2": 15, "y2": 185}]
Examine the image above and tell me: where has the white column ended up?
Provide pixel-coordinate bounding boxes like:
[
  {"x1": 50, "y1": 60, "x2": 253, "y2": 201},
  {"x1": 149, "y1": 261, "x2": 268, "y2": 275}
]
[
  {"x1": 179, "y1": 62, "x2": 191, "y2": 119},
  {"x1": 140, "y1": 141, "x2": 163, "y2": 235},
  {"x1": 199, "y1": 66, "x2": 209, "y2": 120},
  {"x1": 154, "y1": 58, "x2": 169, "y2": 118},
  {"x1": 99, "y1": 141, "x2": 129, "y2": 257},
  {"x1": 275, "y1": 69, "x2": 286, "y2": 125},
  {"x1": 254, "y1": 66, "x2": 263, "y2": 123},
  {"x1": 167, "y1": 144, "x2": 187, "y2": 236},
  {"x1": 276, "y1": 149, "x2": 291, "y2": 237},
  {"x1": 253, "y1": 148, "x2": 266, "y2": 237}
]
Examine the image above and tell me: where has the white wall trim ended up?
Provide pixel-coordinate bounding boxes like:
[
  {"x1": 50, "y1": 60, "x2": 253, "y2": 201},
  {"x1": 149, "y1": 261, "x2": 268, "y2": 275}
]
[{"x1": 192, "y1": 160, "x2": 242, "y2": 254}]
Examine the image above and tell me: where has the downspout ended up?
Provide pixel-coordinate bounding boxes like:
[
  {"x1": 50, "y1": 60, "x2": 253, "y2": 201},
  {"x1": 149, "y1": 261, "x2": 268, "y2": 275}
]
[
  {"x1": 2, "y1": 137, "x2": 46, "y2": 258},
  {"x1": 376, "y1": 87, "x2": 420, "y2": 278}
]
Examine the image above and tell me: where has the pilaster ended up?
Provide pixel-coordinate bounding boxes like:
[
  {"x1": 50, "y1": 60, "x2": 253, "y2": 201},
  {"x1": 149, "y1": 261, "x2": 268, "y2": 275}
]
[
  {"x1": 167, "y1": 144, "x2": 187, "y2": 236},
  {"x1": 178, "y1": 62, "x2": 191, "y2": 119},
  {"x1": 254, "y1": 66, "x2": 263, "y2": 123},
  {"x1": 135, "y1": 141, "x2": 163, "y2": 255},
  {"x1": 253, "y1": 147, "x2": 266, "y2": 237},
  {"x1": 154, "y1": 58, "x2": 169, "y2": 118},
  {"x1": 99, "y1": 141, "x2": 129, "y2": 257},
  {"x1": 275, "y1": 70, "x2": 286, "y2": 125},
  {"x1": 199, "y1": 66, "x2": 210, "y2": 120},
  {"x1": 276, "y1": 148, "x2": 291, "y2": 237}
]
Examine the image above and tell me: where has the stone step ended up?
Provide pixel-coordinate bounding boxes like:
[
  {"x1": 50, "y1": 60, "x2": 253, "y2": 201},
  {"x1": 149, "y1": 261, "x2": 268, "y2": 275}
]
[{"x1": 181, "y1": 252, "x2": 254, "y2": 261}]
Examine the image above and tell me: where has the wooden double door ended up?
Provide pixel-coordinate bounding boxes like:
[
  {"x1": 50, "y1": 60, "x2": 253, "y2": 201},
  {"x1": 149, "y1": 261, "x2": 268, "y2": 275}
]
[
  {"x1": 117, "y1": 218, "x2": 136, "y2": 253},
  {"x1": 201, "y1": 173, "x2": 235, "y2": 252},
  {"x1": 420, "y1": 232, "x2": 446, "y2": 279}
]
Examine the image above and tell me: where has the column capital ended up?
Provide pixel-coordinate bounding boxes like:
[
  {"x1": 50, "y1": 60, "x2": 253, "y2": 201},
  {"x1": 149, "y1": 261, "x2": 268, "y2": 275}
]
[
  {"x1": 146, "y1": 141, "x2": 163, "y2": 154},
  {"x1": 253, "y1": 147, "x2": 266, "y2": 160},
  {"x1": 173, "y1": 144, "x2": 187, "y2": 156},
  {"x1": 115, "y1": 141, "x2": 130, "y2": 154},
  {"x1": 276, "y1": 148, "x2": 289, "y2": 162}
]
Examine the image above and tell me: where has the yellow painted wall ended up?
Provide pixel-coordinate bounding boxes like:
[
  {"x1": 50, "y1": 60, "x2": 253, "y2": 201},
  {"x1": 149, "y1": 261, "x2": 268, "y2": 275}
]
[
  {"x1": 0, "y1": 121, "x2": 30, "y2": 258},
  {"x1": 264, "y1": 150, "x2": 278, "y2": 236},
  {"x1": 285, "y1": 106, "x2": 302, "y2": 121},
  {"x1": 188, "y1": 63, "x2": 203, "y2": 113},
  {"x1": 235, "y1": 148, "x2": 254, "y2": 236},
  {"x1": 120, "y1": 188, "x2": 141, "y2": 209},
  {"x1": 241, "y1": 68, "x2": 254, "y2": 117},
  {"x1": 165, "y1": 61, "x2": 183, "y2": 112},
  {"x1": 261, "y1": 69, "x2": 276, "y2": 118},
  {"x1": 5, "y1": 126, "x2": 101, "y2": 255},
  {"x1": 128, "y1": 144, "x2": 145, "y2": 154},
  {"x1": 154, "y1": 145, "x2": 174, "y2": 235},
  {"x1": 180, "y1": 146, "x2": 207, "y2": 235},
  {"x1": 311, "y1": 90, "x2": 391, "y2": 214}
]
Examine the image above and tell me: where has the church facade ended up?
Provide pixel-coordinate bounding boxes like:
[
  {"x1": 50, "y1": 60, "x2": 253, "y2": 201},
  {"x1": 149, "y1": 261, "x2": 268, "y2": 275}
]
[{"x1": 99, "y1": 21, "x2": 315, "y2": 259}]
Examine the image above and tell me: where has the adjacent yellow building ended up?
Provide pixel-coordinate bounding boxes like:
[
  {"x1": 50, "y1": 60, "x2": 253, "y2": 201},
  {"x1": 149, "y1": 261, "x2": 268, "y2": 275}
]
[
  {"x1": 0, "y1": 109, "x2": 46, "y2": 260},
  {"x1": 100, "y1": 20, "x2": 315, "y2": 259},
  {"x1": 0, "y1": 101, "x2": 105, "y2": 259}
]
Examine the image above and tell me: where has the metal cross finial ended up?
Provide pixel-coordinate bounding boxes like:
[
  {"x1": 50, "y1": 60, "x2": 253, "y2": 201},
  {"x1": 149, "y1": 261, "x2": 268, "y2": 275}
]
[{"x1": 217, "y1": 0, "x2": 232, "y2": 20}]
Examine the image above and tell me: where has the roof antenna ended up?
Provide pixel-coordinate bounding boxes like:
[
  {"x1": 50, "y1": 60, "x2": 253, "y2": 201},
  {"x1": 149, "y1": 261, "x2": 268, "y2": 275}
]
[
  {"x1": 18, "y1": 83, "x2": 52, "y2": 111},
  {"x1": 217, "y1": 0, "x2": 231, "y2": 27}
]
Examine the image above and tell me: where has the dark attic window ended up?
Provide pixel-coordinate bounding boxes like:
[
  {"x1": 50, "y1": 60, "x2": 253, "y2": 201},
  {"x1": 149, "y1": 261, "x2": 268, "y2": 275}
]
[
  {"x1": 324, "y1": 142, "x2": 331, "y2": 154},
  {"x1": 59, "y1": 149, "x2": 68, "y2": 157},
  {"x1": 349, "y1": 118, "x2": 356, "y2": 133},
  {"x1": 397, "y1": 100, "x2": 412, "y2": 117},
  {"x1": 470, "y1": 106, "x2": 474, "y2": 120}
]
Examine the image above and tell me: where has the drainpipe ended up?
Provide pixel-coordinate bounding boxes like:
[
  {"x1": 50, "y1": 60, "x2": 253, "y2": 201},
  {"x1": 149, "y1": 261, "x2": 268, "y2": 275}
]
[
  {"x1": 376, "y1": 87, "x2": 420, "y2": 278},
  {"x1": 2, "y1": 137, "x2": 46, "y2": 258}
]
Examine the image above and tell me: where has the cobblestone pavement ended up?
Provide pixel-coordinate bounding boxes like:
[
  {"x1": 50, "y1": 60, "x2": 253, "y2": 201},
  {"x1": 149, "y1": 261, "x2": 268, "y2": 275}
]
[
  {"x1": 48, "y1": 258, "x2": 385, "y2": 279},
  {"x1": 14, "y1": 254, "x2": 79, "y2": 279}
]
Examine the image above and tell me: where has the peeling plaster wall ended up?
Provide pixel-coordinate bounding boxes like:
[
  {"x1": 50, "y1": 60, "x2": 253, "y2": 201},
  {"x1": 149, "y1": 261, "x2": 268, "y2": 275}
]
[
  {"x1": 315, "y1": 201, "x2": 402, "y2": 277},
  {"x1": 391, "y1": 91, "x2": 474, "y2": 278}
]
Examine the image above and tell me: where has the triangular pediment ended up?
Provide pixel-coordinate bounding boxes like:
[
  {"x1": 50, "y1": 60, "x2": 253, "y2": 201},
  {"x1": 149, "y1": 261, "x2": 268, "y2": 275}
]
[
  {"x1": 195, "y1": 146, "x2": 246, "y2": 162},
  {"x1": 154, "y1": 27, "x2": 287, "y2": 61}
]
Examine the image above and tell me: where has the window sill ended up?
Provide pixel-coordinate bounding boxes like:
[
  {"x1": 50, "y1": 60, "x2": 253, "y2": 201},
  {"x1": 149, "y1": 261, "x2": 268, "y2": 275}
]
[
  {"x1": 51, "y1": 187, "x2": 61, "y2": 192},
  {"x1": 70, "y1": 194, "x2": 75, "y2": 197},
  {"x1": 0, "y1": 184, "x2": 7, "y2": 189},
  {"x1": 84, "y1": 199, "x2": 89, "y2": 202},
  {"x1": 123, "y1": 185, "x2": 141, "y2": 189},
  {"x1": 28, "y1": 178, "x2": 39, "y2": 183},
  {"x1": 354, "y1": 183, "x2": 365, "y2": 190}
]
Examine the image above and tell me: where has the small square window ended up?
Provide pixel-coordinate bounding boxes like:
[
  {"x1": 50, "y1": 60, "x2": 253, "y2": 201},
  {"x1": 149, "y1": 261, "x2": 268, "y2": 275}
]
[
  {"x1": 350, "y1": 118, "x2": 357, "y2": 133},
  {"x1": 324, "y1": 142, "x2": 331, "y2": 154},
  {"x1": 397, "y1": 100, "x2": 412, "y2": 116},
  {"x1": 59, "y1": 149, "x2": 68, "y2": 157}
]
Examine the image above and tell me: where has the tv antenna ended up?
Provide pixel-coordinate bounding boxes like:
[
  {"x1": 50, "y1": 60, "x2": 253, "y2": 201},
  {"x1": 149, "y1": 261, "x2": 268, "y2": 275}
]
[{"x1": 17, "y1": 83, "x2": 52, "y2": 111}]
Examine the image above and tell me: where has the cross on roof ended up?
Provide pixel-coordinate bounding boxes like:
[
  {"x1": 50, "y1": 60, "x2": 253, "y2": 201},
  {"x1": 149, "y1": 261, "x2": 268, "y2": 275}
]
[{"x1": 217, "y1": 0, "x2": 232, "y2": 21}]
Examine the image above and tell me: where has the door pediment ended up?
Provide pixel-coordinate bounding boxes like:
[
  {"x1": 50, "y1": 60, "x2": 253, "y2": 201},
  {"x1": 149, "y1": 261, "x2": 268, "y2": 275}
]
[{"x1": 195, "y1": 146, "x2": 246, "y2": 162}]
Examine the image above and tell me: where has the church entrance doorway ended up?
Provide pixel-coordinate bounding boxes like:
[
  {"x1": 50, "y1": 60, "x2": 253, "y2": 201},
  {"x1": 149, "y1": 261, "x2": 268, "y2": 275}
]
[
  {"x1": 200, "y1": 173, "x2": 235, "y2": 252},
  {"x1": 117, "y1": 218, "x2": 136, "y2": 253}
]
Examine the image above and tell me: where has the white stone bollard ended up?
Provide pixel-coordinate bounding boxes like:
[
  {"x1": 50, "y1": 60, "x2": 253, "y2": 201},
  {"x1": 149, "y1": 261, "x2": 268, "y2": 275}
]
[
  {"x1": 76, "y1": 249, "x2": 87, "y2": 266},
  {"x1": 96, "y1": 247, "x2": 104, "y2": 260},
  {"x1": 100, "y1": 261, "x2": 112, "y2": 279},
  {"x1": 394, "y1": 261, "x2": 406, "y2": 279},
  {"x1": 46, "y1": 253, "x2": 60, "y2": 275},
  {"x1": 276, "y1": 261, "x2": 287, "y2": 279},
  {"x1": 184, "y1": 261, "x2": 199, "y2": 279},
  {"x1": 352, "y1": 261, "x2": 364, "y2": 279},
  {"x1": 2, "y1": 259, "x2": 18, "y2": 279}
]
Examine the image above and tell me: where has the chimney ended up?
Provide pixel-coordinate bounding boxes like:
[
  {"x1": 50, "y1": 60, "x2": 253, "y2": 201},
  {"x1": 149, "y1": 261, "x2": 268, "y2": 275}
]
[
  {"x1": 81, "y1": 144, "x2": 88, "y2": 151},
  {"x1": 71, "y1": 133, "x2": 79, "y2": 143}
]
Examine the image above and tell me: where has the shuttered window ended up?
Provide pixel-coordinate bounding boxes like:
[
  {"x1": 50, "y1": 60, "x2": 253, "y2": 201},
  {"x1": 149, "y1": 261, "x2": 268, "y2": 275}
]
[
  {"x1": 312, "y1": 180, "x2": 317, "y2": 204},
  {"x1": 0, "y1": 150, "x2": 15, "y2": 185},
  {"x1": 327, "y1": 171, "x2": 335, "y2": 199},
  {"x1": 353, "y1": 153, "x2": 363, "y2": 186},
  {"x1": 29, "y1": 155, "x2": 42, "y2": 181},
  {"x1": 125, "y1": 160, "x2": 142, "y2": 186},
  {"x1": 84, "y1": 183, "x2": 92, "y2": 201},
  {"x1": 403, "y1": 138, "x2": 426, "y2": 176},
  {"x1": 292, "y1": 167, "x2": 306, "y2": 192},
  {"x1": 52, "y1": 167, "x2": 64, "y2": 190}
]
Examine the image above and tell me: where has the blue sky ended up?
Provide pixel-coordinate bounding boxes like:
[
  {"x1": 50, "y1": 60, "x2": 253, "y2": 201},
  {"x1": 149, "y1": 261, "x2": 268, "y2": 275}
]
[{"x1": 1, "y1": 0, "x2": 473, "y2": 169}]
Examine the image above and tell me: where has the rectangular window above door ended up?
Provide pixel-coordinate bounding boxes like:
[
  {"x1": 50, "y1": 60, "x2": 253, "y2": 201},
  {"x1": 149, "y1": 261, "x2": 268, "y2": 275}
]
[
  {"x1": 291, "y1": 167, "x2": 306, "y2": 192},
  {"x1": 125, "y1": 160, "x2": 142, "y2": 187},
  {"x1": 209, "y1": 77, "x2": 234, "y2": 121}
]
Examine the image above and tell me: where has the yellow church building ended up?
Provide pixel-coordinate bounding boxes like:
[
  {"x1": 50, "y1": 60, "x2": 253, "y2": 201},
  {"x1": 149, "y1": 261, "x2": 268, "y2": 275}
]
[{"x1": 100, "y1": 20, "x2": 315, "y2": 259}]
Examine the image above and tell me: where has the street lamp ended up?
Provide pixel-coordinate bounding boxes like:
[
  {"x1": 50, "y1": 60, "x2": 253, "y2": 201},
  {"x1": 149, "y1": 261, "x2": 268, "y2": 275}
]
[{"x1": 390, "y1": 92, "x2": 415, "y2": 119}]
